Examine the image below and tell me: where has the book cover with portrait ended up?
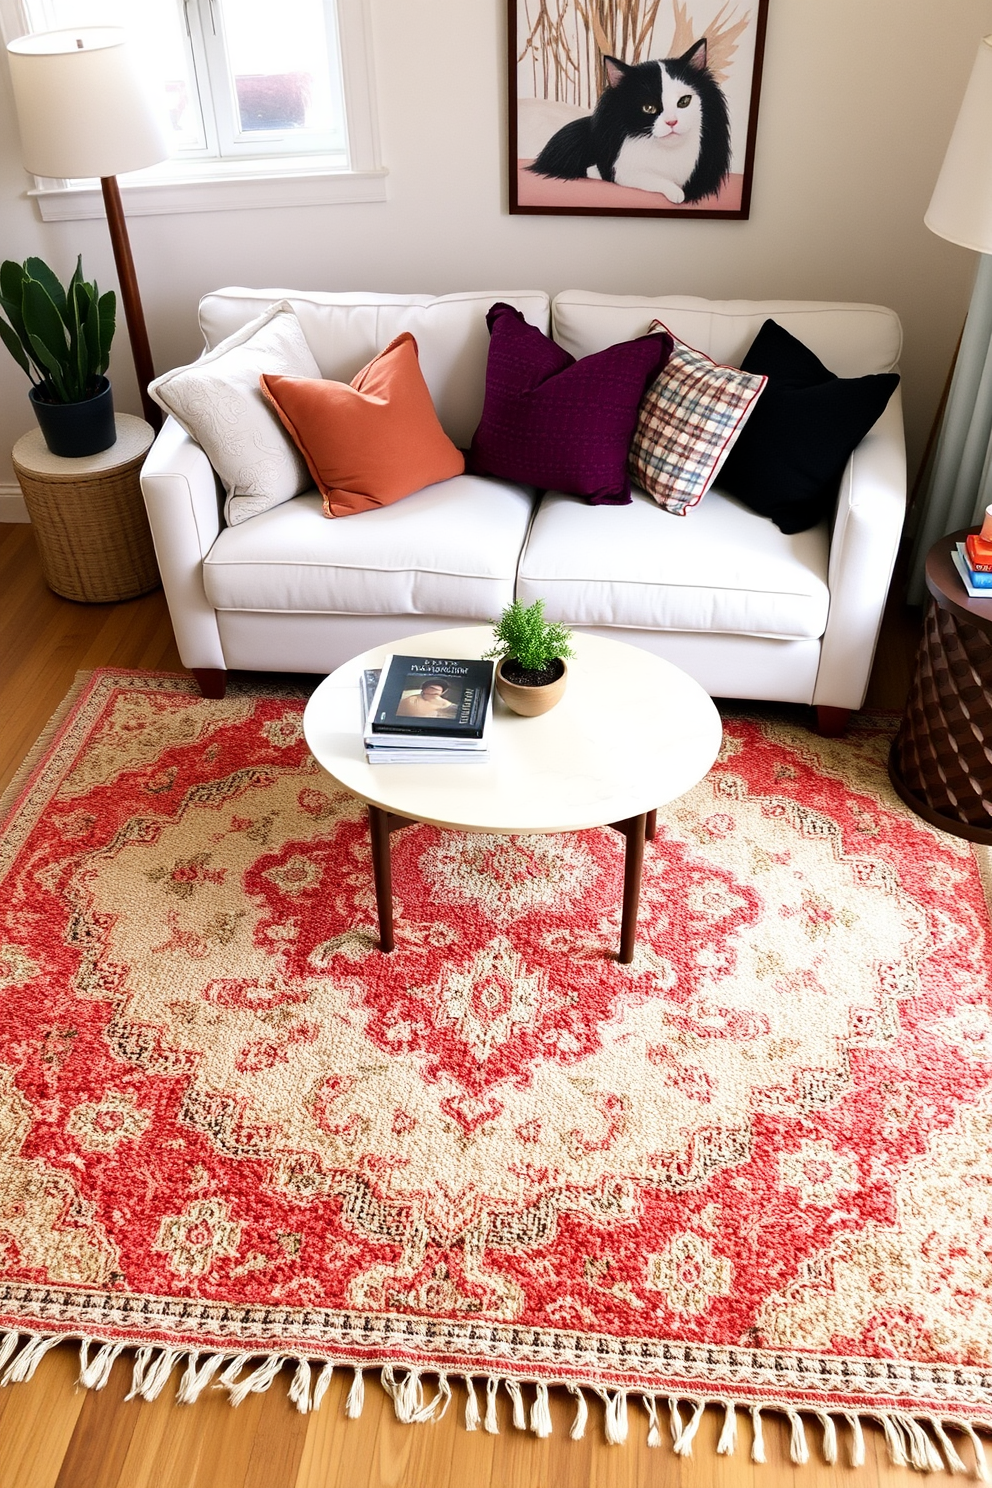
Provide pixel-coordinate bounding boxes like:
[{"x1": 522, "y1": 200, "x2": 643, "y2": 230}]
[{"x1": 366, "y1": 656, "x2": 494, "y2": 740}]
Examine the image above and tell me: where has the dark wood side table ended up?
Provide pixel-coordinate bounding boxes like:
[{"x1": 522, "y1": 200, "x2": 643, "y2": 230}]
[{"x1": 888, "y1": 528, "x2": 992, "y2": 843}]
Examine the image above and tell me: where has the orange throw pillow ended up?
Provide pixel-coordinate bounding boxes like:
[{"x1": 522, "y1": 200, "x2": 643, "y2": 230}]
[{"x1": 259, "y1": 333, "x2": 464, "y2": 518}]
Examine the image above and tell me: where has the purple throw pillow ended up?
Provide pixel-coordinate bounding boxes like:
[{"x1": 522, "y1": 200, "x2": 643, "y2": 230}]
[{"x1": 467, "y1": 303, "x2": 673, "y2": 504}]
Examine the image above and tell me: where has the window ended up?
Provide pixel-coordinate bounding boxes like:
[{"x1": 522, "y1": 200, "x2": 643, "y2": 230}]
[{"x1": 1, "y1": 0, "x2": 384, "y2": 216}]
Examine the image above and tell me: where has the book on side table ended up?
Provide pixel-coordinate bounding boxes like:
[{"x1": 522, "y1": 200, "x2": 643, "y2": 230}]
[
  {"x1": 965, "y1": 532, "x2": 992, "y2": 572},
  {"x1": 360, "y1": 655, "x2": 494, "y2": 764},
  {"x1": 952, "y1": 542, "x2": 992, "y2": 597}
]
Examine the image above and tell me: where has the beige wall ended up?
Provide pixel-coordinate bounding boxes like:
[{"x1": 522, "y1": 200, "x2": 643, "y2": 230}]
[{"x1": 2, "y1": 0, "x2": 991, "y2": 495}]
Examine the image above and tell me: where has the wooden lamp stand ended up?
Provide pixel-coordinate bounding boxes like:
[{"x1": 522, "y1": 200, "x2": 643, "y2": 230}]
[{"x1": 100, "y1": 176, "x2": 161, "y2": 432}]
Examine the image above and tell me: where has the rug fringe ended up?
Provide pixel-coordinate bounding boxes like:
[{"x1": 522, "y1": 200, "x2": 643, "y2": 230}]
[
  {"x1": 177, "y1": 1351, "x2": 227, "y2": 1405},
  {"x1": 345, "y1": 1366, "x2": 364, "y2": 1418},
  {"x1": 0, "y1": 1332, "x2": 61, "y2": 1385},
  {"x1": 717, "y1": 1400, "x2": 738, "y2": 1455},
  {"x1": 379, "y1": 1366, "x2": 451, "y2": 1425},
  {"x1": 530, "y1": 1380, "x2": 552, "y2": 1438},
  {"x1": 484, "y1": 1374, "x2": 499, "y2": 1433},
  {"x1": 505, "y1": 1376, "x2": 527, "y2": 1431},
  {"x1": 751, "y1": 1404, "x2": 766, "y2": 1462},
  {"x1": 79, "y1": 1340, "x2": 126, "y2": 1391},
  {"x1": 596, "y1": 1387, "x2": 629, "y2": 1445},
  {"x1": 312, "y1": 1360, "x2": 334, "y2": 1413},
  {"x1": 0, "y1": 1331, "x2": 21, "y2": 1376},
  {"x1": 0, "y1": 1332, "x2": 988, "y2": 1468},
  {"x1": 567, "y1": 1383, "x2": 588, "y2": 1440},
  {"x1": 846, "y1": 1410, "x2": 867, "y2": 1467},
  {"x1": 817, "y1": 1410, "x2": 837, "y2": 1465},
  {"x1": 464, "y1": 1374, "x2": 480, "y2": 1431}
]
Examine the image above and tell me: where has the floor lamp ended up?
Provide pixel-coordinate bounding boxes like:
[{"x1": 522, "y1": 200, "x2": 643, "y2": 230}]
[
  {"x1": 6, "y1": 27, "x2": 169, "y2": 431},
  {"x1": 909, "y1": 34, "x2": 992, "y2": 600}
]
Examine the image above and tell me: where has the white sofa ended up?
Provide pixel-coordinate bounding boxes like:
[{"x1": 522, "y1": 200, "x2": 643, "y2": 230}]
[{"x1": 140, "y1": 287, "x2": 906, "y2": 730}]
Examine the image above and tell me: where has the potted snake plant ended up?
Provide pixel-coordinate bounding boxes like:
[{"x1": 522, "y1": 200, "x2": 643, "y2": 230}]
[
  {"x1": 485, "y1": 598, "x2": 575, "y2": 716},
  {"x1": 0, "y1": 255, "x2": 116, "y2": 457}
]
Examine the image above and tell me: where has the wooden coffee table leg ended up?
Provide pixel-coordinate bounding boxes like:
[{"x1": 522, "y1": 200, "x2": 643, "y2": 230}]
[
  {"x1": 367, "y1": 804, "x2": 395, "y2": 953},
  {"x1": 645, "y1": 809, "x2": 657, "y2": 841},
  {"x1": 618, "y1": 812, "x2": 647, "y2": 964}
]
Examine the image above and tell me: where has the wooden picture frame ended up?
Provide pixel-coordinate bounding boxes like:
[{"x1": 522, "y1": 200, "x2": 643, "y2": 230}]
[{"x1": 509, "y1": 0, "x2": 769, "y2": 219}]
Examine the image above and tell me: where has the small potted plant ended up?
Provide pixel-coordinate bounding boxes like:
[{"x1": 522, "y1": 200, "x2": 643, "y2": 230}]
[
  {"x1": 485, "y1": 598, "x2": 575, "y2": 716},
  {"x1": 0, "y1": 255, "x2": 116, "y2": 457}
]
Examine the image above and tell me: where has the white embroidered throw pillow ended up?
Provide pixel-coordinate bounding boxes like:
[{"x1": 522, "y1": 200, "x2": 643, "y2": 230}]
[
  {"x1": 149, "y1": 301, "x2": 321, "y2": 526},
  {"x1": 629, "y1": 321, "x2": 767, "y2": 516}
]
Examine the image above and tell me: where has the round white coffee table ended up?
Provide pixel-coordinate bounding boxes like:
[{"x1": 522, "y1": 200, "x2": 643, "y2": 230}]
[{"x1": 303, "y1": 626, "x2": 722, "y2": 963}]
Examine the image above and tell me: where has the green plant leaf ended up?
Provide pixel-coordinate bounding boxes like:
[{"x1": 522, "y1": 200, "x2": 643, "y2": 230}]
[
  {"x1": 24, "y1": 256, "x2": 67, "y2": 318},
  {"x1": 23, "y1": 278, "x2": 72, "y2": 402},
  {"x1": 96, "y1": 290, "x2": 115, "y2": 372},
  {"x1": 0, "y1": 313, "x2": 33, "y2": 379},
  {"x1": 25, "y1": 331, "x2": 70, "y2": 402},
  {"x1": 81, "y1": 287, "x2": 104, "y2": 390},
  {"x1": 69, "y1": 281, "x2": 90, "y2": 399},
  {"x1": 25, "y1": 336, "x2": 69, "y2": 401},
  {"x1": 64, "y1": 260, "x2": 85, "y2": 397},
  {"x1": 68, "y1": 282, "x2": 80, "y2": 373},
  {"x1": 484, "y1": 598, "x2": 574, "y2": 672},
  {"x1": 0, "y1": 260, "x2": 28, "y2": 342},
  {"x1": 66, "y1": 254, "x2": 84, "y2": 306}
]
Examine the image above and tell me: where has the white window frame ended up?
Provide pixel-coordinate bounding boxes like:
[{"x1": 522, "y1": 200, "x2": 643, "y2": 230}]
[
  {"x1": 190, "y1": 0, "x2": 346, "y2": 160},
  {"x1": 0, "y1": 0, "x2": 386, "y2": 218}
]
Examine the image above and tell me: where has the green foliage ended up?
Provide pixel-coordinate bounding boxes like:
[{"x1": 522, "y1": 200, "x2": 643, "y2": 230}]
[
  {"x1": 484, "y1": 599, "x2": 575, "y2": 673},
  {"x1": 0, "y1": 255, "x2": 116, "y2": 404}
]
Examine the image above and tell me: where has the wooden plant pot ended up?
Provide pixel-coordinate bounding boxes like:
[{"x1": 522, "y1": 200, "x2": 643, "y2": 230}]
[{"x1": 495, "y1": 659, "x2": 568, "y2": 717}]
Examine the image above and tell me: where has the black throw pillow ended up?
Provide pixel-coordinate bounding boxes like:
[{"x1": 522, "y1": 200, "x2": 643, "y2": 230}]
[{"x1": 716, "y1": 320, "x2": 900, "y2": 534}]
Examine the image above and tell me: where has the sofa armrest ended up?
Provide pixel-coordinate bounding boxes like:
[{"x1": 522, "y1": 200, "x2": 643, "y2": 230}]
[
  {"x1": 812, "y1": 387, "x2": 907, "y2": 710},
  {"x1": 140, "y1": 416, "x2": 227, "y2": 672}
]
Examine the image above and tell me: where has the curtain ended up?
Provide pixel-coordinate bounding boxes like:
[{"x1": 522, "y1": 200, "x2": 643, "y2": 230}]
[{"x1": 908, "y1": 252, "x2": 992, "y2": 603}]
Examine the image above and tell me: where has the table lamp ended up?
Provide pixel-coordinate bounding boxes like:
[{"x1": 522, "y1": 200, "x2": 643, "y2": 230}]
[
  {"x1": 6, "y1": 27, "x2": 170, "y2": 430},
  {"x1": 910, "y1": 34, "x2": 992, "y2": 598}
]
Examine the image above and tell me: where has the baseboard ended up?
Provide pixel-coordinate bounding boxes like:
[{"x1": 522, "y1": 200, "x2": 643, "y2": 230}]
[{"x1": 0, "y1": 485, "x2": 29, "y2": 522}]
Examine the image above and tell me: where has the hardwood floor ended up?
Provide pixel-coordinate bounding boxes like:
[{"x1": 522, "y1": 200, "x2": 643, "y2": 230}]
[
  {"x1": 0, "y1": 521, "x2": 939, "y2": 1488},
  {"x1": 0, "y1": 524, "x2": 182, "y2": 798}
]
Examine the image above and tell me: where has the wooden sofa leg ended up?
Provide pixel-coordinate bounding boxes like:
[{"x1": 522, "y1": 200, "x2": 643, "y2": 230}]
[
  {"x1": 192, "y1": 668, "x2": 227, "y2": 699},
  {"x1": 816, "y1": 705, "x2": 851, "y2": 737}
]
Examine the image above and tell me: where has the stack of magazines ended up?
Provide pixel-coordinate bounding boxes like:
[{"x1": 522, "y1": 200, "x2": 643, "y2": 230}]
[
  {"x1": 952, "y1": 535, "x2": 992, "y2": 597},
  {"x1": 360, "y1": 654, "x2": 494, "y2": 764}
]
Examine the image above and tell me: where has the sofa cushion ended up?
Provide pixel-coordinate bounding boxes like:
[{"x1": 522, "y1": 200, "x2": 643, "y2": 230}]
[
  {"x1": 552, "y1": 292, "x2": 902, "y2": 377},
  {"x1": 261, "y1": 334, "x2": 464, "y2": 518},
  {"x1": 467, "y1": 303, "x2": 671, "y2": 505},
  {"x1": 517, "y1": 486, "x2": 830, "y2": 639},
  {"x1": 148, "y1": 301, "x2": 320, "y2": 528},
  {"x1": 629, "y1": 327, "x2": 767, "y2": 516},
  {"x1": 198, "y1": 289, "x2": 550, "y2": 449},
  {"x1": 202, "y1": 474, "x2": 536, "y2": 617},
  {"x1": 716, "y1": 320, "x2": 901, "y2": 534}
]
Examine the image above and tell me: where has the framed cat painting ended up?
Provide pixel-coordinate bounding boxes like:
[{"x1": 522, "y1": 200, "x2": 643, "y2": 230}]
[{"x1": 510, "y1": 0, "x2": 769, "y2": 218}]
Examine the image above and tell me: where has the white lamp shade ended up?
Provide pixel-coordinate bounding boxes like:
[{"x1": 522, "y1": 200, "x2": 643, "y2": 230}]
[
  {"x1": 6, "y1": 27, "x2": 169, "y2": 179},
  {"x1": 926, "y1": 35, "x2": 992, "y2": 253}
]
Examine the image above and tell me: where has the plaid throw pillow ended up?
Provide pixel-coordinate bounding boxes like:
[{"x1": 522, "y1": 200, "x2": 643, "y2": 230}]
[{"x1": 629, "y1": 322, "x2": 767, "y2": 516}]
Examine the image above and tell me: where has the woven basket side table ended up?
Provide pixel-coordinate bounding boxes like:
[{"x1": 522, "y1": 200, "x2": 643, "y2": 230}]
[
  {"x1": 888, "y1": 528, "x2": 992, "y2": 844},
  {"x1": 12, "y1": 414, "x2": 159, "y2": 604}
]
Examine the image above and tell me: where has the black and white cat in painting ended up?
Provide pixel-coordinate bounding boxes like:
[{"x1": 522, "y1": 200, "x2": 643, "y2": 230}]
[{"x1": 529, "y1": 40, "x2": 730, "y2": 204}]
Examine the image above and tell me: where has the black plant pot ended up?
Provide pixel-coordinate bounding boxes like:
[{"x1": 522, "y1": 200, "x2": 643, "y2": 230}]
[{"x1": 29, "y1": 377, "x2": 116, "y2": 458}]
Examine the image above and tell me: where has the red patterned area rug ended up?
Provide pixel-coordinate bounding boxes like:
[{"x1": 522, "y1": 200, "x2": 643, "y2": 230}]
[{"x1": 2, "y1": 668, "x2": 992, "y2": 1467}]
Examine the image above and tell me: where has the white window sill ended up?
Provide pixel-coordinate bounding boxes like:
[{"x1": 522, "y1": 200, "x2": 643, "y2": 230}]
[{"x1": 28, "y1": 160, "x2": 388, "y2": 221}]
